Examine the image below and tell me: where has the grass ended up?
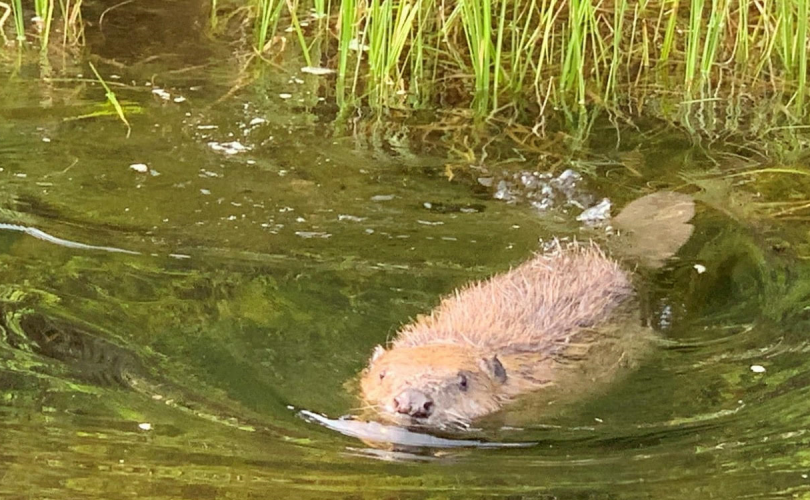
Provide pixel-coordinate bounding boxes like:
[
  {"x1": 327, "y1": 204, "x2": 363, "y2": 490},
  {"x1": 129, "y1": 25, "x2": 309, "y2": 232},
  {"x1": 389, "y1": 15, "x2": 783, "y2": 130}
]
[
  {"x1": 3, "y1": 0, "x2": 83, "y2": 47},
  {"x1": 255, "y1": 0, "x2": 283, "y2": 53},
  {"x1": 9, "y1": 0, "x2": 25, "y2": 42},
  {"x1": 5, "y1": 0, "x2": 808, "y2": 143},
  {"x1": 231, "y1": 0, "x2": 810, "y2": 128},
  {"x1": 58, "y1": 0, "x2": 84, "y2": 46}
]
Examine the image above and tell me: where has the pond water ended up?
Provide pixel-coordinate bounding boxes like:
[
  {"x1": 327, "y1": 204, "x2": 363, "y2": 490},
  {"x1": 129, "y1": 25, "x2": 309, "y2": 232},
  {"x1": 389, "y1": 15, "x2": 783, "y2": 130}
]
[{"x1": 2, "y1": 2, "x2": 810, "y2": 499}]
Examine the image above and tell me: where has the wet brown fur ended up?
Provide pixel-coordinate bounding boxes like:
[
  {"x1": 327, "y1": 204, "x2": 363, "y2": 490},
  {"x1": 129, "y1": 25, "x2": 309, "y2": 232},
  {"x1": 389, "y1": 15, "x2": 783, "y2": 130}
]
[
  {"x1": 360, "y1": 243, "x2": 636, "y2": 428},
  {"x1": 360, "y1": 192, "x2": 695, "y2": 429},
  {"x1": 395, "y1": 243, "x2": 632, "y2": 354}
]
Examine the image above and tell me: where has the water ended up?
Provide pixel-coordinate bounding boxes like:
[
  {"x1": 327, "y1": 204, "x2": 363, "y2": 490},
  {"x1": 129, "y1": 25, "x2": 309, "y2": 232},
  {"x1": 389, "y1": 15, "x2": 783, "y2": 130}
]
[{"x1": 2, "y1": 3, "x2": 810, "y2": 499}]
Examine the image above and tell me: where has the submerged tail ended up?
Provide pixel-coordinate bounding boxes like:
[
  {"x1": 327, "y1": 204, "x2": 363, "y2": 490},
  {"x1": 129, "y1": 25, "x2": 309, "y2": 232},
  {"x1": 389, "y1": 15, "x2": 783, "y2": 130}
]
[{"x1": 612, "y1": 191, "x2": 695, "y2": 268}]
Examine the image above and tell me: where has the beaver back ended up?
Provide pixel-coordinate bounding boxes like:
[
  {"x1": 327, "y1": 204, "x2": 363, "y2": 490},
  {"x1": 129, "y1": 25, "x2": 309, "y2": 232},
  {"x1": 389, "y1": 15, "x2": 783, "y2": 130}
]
[{"x1": 393, "y1": 243, "x2": 634, "y2": 356}]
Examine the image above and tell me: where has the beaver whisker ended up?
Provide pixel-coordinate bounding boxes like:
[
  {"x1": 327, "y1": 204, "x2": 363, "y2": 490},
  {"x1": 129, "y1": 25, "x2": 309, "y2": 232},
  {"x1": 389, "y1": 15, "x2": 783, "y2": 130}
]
[
  {"x1": 441, "y1": 410, "x2": 472, "y2": 430},
  {"x1": 349, "y1": 403, "x2": 381, "y2": 413},
  {"x1": 439, "y1": 416, "x2": 471, "y2": 432}
]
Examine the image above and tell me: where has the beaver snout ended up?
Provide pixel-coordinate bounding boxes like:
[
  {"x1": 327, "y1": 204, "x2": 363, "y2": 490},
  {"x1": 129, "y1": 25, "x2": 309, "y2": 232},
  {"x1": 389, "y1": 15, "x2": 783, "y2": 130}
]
[{"x1": 394, "y1": 388, "x2": 434, "y2": 418}]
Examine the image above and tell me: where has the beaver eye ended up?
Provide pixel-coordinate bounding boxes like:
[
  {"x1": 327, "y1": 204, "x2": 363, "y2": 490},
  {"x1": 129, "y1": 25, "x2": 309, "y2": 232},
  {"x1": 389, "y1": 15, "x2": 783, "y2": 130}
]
[
  {"x1": 378, "y1": 370, "x2": 386, "y2": 380},
  {"x1": 458, "y1": 373, "x2": 469, "y2": 391}
]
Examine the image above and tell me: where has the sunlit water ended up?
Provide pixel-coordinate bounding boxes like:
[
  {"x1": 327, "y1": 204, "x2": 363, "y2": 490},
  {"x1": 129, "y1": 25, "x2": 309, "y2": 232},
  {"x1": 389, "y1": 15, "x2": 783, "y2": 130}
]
[{"x1": 2, "y1": 2, "x2": 810, "y2": 499}]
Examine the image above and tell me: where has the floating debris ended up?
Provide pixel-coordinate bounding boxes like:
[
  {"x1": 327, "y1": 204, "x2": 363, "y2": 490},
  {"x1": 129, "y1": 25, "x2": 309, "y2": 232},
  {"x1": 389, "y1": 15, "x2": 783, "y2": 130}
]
[
  {"x1": 348, "y1": 39, "x2": 369, "y2": 52},
  {"x1": 295, "y1": 231, "x2": 331, "y2": 239},
  {"x1": 338, "y1": 214, "x2": 367, "y2": 222},
  {"x1": 694, "y1": 264, "x2": 707, "y2": 274},
  {"x1": 301, "y1": 66, "x2": 336, "y2": 76},
  {"x1": 750, "y1": 365, "x2": 766, "y2": 373},
  {"x1": 151, "y1": 88, "x2": 171, "y2": 100},
  {"x1": 278, "y1": 93, "x2": 293, "y2": 100},
  {"x1": 423, "y1": 201, "x2": 484, "y2": 214},
  {"x1": 577, "y1": 198, "x2": 612, "y2": 223},
  {"x1": 129, "y1": 163, "x2": 148, "y2": 173},
  {"x1": 208, "y1": 141, "x2": 250, "y2": 155}
]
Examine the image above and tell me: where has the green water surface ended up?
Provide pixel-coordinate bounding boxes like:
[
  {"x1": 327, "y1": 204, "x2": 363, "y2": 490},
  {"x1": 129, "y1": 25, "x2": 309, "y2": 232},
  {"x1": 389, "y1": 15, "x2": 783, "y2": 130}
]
[{"x1": 2, "y1": 2, "x2": 810, "y2": 499}]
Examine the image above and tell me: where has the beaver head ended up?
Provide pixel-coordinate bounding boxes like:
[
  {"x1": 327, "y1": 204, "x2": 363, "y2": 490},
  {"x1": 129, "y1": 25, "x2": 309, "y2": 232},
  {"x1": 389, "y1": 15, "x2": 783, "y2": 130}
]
[{"x1": 360, "y1": 343, "x2": 509, "y2": 428}]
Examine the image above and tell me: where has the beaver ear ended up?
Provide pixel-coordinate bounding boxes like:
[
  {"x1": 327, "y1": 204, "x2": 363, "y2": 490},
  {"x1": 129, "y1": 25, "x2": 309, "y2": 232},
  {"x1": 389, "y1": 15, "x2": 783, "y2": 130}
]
[
  {"x1": 480, "y1": 356, "x2": 507, "y2": 384},
  {"x1": 369, "y1": 345, "x2": 385, "y2": 365}
]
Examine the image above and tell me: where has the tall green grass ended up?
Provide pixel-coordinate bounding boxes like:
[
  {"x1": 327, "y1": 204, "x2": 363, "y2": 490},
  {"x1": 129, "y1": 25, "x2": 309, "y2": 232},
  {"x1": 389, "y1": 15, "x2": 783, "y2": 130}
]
[
  {"x1": 221, "y1": 0, "x2": 810, "y2": 121},
  {"x1": 9, "y1": 0, "x2": 26, "y2": 42},
  {"x1": 255, "y1": 0, "x2": 284, "y2": 52},
  {"x1": 3, "y1": 0, "x2": 84, "y2": 46},
  {"x1": 334, "y1": 0, "x2": 358, "y2": 108}
]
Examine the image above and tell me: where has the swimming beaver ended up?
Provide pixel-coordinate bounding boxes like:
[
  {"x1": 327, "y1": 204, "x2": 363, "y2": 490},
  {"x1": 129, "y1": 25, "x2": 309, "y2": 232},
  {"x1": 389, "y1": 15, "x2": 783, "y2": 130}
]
[{"x1": 360, "y1": 191, "x2": 695, "y2": 429}]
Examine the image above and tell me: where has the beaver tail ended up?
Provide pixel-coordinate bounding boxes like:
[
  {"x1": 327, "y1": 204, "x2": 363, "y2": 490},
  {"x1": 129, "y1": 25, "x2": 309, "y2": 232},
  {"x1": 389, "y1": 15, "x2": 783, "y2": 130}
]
[{"x1": 612, "y1": 191, "x2": 695, "y2": 269}]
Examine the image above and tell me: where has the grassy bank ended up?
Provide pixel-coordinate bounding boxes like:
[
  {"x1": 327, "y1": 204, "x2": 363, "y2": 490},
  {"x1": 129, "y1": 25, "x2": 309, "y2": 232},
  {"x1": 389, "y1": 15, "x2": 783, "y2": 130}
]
[
  {"x1": 218, "y1": 0, "x2": 810, "y2": 126},
  {"x1": 3, "y1": 1, "x2": 810, "y2": 159}
]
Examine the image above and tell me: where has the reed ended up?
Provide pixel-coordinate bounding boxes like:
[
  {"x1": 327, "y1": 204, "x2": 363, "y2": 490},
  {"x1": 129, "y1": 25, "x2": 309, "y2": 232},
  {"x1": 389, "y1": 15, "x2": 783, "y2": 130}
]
[
  {"x1": 459, "y1": 0, "x2": 493, "y2": 114},
  {"x1": 254, "y1": 0, "x2": 284, "y2": 52},
  {"x1": 366, "y1": 0, "x2": 420, "y2": 107},
  {"x1": 58, "y1": 0, "x2": 84, "y2": 46},
  {"x1": 797, "y1": 0, "x2": 808, "y2": 107},
  {"x1": 9, "y1": 0, "x2": 25, "y2": 42},
  {"x1": 219, "y1": 0, "x2": 810, "y2": 126},
  {"x1": 37, "y1": 0, "x2": 54, "y2": 49},
  {"x1": 3, "y1": 0, "x2": 84, "y2": 46},
  {"x1": 334, "y1": 0, "x2": 358, "y2": 108},
  {"x1": 33, "y1": 0, "x2": 47, "y2": 18}
]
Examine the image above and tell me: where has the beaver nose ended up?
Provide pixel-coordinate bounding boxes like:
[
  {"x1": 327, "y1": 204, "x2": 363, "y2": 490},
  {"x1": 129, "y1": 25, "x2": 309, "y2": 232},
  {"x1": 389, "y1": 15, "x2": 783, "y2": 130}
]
[{"x1": 393, "y1": 388, "x2": 434, "y2": 418}]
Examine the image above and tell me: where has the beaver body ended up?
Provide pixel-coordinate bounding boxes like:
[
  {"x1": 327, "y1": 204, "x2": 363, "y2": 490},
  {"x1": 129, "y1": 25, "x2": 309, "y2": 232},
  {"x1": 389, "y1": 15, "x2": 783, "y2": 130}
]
[
  {"x1": 361, "y1": 245, "x2": 639, "y2": 428},
  {"x1": 359, "y1": 192, "x2": 695, "y2": 429}
]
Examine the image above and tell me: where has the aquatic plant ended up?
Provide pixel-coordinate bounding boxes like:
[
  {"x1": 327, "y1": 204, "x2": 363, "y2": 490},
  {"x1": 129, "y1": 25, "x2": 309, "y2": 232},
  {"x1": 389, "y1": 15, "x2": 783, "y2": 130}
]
[
  {"x1": 88, "y1": 61, "x2": 132, "y2": 137},
  {"x1": 58, "y1": 0, "x2": 84, "y2": 46},
  {"x1": 1, "y1": 0, "x2": 83, "y2": 47},
  {"x1": 8, "y1": 0, "x2": 25, "y2": 42},
  {"x1": 219, "y1": 0, "x2": 810, "y2": 126}
]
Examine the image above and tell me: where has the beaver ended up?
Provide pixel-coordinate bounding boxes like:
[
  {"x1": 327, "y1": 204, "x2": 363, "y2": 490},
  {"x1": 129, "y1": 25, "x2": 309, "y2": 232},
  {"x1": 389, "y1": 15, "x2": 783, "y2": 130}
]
[{"x1": 359, "y1": 191, "x2": 695, "y2": 429}]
